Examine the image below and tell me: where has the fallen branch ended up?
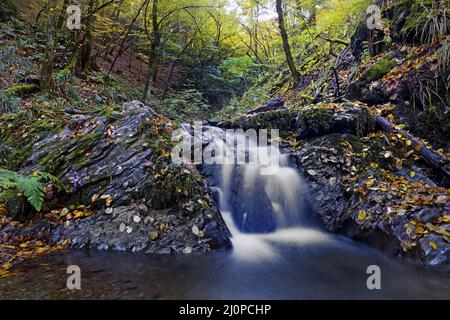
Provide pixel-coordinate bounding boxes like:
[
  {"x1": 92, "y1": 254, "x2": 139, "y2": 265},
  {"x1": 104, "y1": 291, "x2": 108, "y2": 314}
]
[
  {"x1": 376, "y1": 116, "x2": 450, "y2": 178},
  {"x1": 4, "y1": 84, "x2": 39, "y2": 96},
  {"x1": 316, "y1": 34, "x2": 349, "y2": 46}
]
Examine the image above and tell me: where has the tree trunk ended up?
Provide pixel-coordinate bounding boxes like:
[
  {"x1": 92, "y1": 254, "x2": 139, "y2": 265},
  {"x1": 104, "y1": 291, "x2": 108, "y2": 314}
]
[
  {"x1": 107, "y1": 0, "x2": 147, "y2": 73},
  {"x1": 276, "y1": 0, "x2": 301, "y2": 85},
  {"x1": 40, "y1": 0, "x2": 57, "y2": 91},
  {"x1": 143, "y1": 0, "x2": 161, "y2": 101},
  {"x1": 56, "y1": 0, "x2": 70, "y2": 30},
  {"x1": 81, "y1": 0, "x2": 97, "y2": 72}
]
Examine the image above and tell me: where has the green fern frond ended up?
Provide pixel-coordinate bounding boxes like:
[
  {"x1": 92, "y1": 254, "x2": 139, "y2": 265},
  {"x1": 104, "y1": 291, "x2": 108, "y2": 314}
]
[
  {"x1": 0, "y1": 169, "x2": 62, "y2": 213},
  {"x1": 18, "y1": 177, "x2": 45, "y2": 212},
  {"x1": 0, "y1": 189, "x2": 18, "y2": 203}
]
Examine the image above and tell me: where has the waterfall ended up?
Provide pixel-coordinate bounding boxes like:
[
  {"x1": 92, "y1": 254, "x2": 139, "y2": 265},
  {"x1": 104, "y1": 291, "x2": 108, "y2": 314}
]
[
  {"x1": 202, "y1": 127, "x2": 328, "y2": 261},
  {"x1": 204, "y1": 126, "x2": 309, "y2": 233}
]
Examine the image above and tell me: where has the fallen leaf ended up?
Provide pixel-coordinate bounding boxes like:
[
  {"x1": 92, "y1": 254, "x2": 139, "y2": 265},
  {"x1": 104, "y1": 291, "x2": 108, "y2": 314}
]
[
  {"x1": 358, "y1": 210, "x2": 367, "y2": 221},
  {"x1": 150, "y1": 231, "x2": 159, "y2": 240},
  {"x1": 430, "y1": 241, "x2": 438, "y2": 250}
]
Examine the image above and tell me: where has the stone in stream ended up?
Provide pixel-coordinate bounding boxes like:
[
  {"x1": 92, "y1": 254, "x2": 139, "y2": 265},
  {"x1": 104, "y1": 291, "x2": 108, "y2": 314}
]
[
  {"x1": 291, "y1": 133, "x2": 449, "y2": 266},
  {"x1": 1, "y1": 101, "x2": 231, "y2": 255}
]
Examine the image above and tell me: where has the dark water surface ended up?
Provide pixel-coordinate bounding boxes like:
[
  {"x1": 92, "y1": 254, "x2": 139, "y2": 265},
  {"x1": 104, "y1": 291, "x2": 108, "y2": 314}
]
[{"x1": 1, "y1": 228, "x2": 449, "y2": 300}]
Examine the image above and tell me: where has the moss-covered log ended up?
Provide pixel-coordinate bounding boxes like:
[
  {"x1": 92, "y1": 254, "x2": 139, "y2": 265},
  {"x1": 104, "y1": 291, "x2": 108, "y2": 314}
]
[
  {"x1": 376, "y1": 116, "x2": 450, "y2": 179},
  {"x1": 4, "y1": 84, "x2": 39, "y2": 96}
]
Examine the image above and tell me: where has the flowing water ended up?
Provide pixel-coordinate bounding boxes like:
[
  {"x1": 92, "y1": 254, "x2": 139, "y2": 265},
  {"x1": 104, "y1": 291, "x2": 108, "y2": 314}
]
[{"x1": 0, "y1": 128, "x2": 449, "y2": 299}]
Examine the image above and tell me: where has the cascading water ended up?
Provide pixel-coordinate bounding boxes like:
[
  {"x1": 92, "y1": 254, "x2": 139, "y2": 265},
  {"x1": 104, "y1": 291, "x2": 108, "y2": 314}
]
[
  {"x1": 202, "y1": 127, "x2": 331, "y2": 261},
  {"x1": 4, "y1": 125, "x2": 449, "y2": 299}
]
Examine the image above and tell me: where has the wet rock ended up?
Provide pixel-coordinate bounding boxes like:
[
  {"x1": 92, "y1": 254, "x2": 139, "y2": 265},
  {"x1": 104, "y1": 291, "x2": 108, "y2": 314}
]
[
  {"x1": 417, "y1": 208, "x2": 441, "y2": 224},
  {"x1": 417, "y1": 234, "x2": 449, "y2": 266},
  {"x1": 50, "y1": 206, "x2": 230, "y2": 254},
  {"x1": 292, "y1": 133, "x2": 449, "y2": 266},
  {"x1": 23, "y1": 101, "x2": 155, "y2": 208},
  {"x1": 292, "y1": 136, "x2": 351, "y2": 231},
  {"x1": 3, "y1": 101, "x2": 232, "y2": 254}
]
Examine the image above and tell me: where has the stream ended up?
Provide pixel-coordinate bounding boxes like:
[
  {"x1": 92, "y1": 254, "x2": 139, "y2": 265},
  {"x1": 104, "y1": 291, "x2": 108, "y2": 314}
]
[{"x1": 0, "y1": 128, "x2": 449, "y2": 300}]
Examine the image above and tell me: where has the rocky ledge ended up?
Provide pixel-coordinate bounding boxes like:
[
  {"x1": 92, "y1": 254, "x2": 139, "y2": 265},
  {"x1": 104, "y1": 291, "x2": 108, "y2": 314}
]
[
  {"x1": 226, "y1": 101, "x2": 449, "y2": 266},
  {"x1": 0, "y1": 101, "x2": 231, "y2": 265}
]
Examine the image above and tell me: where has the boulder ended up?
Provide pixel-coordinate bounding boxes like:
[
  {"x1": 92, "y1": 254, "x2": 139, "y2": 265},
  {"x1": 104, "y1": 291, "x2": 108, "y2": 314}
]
[
  {"x1": 222, "y1": 101, "x2": 375, "y2": 138},
  {"x1": 1, "y1": 101, "x2": 231, "y2": 254},
  {"x1": 292, "y1": 134, "x2": 449, "y2": 266},
  {"x1": 50, "y1": 205, "x2": 230, "y2": 254}
]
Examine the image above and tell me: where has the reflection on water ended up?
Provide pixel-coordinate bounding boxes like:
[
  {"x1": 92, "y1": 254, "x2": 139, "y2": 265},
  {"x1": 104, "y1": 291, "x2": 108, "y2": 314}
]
[{"x1": 1, "y1": 229, "x2": 449, "y2": 300}]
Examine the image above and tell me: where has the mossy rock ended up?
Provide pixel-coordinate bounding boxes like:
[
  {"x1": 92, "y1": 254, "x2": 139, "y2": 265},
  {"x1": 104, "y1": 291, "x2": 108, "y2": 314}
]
[
  {"x1": 363, "y1": 55, "x2": 397, "y2": 82},
  {"x1": 224, "y1": 103, "x2": 375, "y2": 139}
]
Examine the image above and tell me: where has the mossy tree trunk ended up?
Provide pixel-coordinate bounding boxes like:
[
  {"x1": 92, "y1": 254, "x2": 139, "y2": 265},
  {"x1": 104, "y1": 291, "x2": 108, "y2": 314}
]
[
  {"x1": 80, "y1": 0, "x2": 97, "y2": 73},
  {"x1": 143, "y1": 0, "x2": 161, "y2": 101},
  {"x1": 276, "y1": 0, "x2": 301, "y2": 86},
  {"x1": 40, "y1": 0, "x2": 57, "y2": 91}
]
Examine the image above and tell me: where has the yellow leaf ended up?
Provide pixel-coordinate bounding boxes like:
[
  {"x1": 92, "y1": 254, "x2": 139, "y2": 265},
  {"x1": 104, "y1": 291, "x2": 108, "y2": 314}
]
[
  {"x1": 150, "y1": 231, "x2": 159, "y2": 240},
  {"x1": 358, "y1": 210, "x2": 367, "y2": 221},
  {"x1": 410, "y1": 171, "x2": 416, "y2": 178},
  {"x1": 35, "y1": 247, "x2": 47, "y2": 254},
  {"x1": 436, "y1": 195, "x2": 447, "y2": 204},
  {"x1": 415, "y1": 226, "x2": 424, "y2": 235},
  {"x1": 430, "y1": 241, "x2": 438, "y2": 250}
]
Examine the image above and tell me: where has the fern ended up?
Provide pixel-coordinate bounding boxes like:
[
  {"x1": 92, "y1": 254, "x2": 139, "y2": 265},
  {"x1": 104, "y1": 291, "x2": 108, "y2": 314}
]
[{"x1": 0, "y1": 169, "x2": 62, "y2": 212}]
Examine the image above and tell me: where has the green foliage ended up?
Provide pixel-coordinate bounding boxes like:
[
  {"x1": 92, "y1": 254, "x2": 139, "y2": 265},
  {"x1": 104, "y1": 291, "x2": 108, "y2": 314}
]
[
  {"x1": 0, "y1": 0, "x2": 17, "y2": 21},
  {"x1": 316, "y1": 0, "x2": 371, "y2": 35},
  {"x1": 0, "y1": 90, "x2": 21, "y2": 113},
  {"x1": 0, "y1": 169, "x2": 63, "y2": 212},
  {"x1": 219, "y1": 56, "x2": 262, "y2": 87},
  {"x1": 216, "y1": 67, "x2": 289, "y2": 120},
  {"x1": 151, "y1": 89, "x2": 210, "y2": 121},
  {"x1": 150, "y1": 164, "x2": 203, "y2": 210},
  {"x1": 97, "y1": 75, "x2": 141, "y2": 104},
  {"x1": 436, "y1": 41, "x2": 450, "y2": 71},
  {"x1": 400, "y1": 0, "x2": 449, "y2": 44},
  {"x1": 0, "y1": 46, "x2": 34, "y2": 78}
]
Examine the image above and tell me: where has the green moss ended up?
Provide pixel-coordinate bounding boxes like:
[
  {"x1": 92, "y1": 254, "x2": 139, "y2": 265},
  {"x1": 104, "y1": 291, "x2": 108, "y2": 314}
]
[
  {"x1": 55, "y1": 51, "x2": 79, "y2": 82},
  {"x1": 93, "y1": 104, "x2": 122, "y2": 121},
  {"x1": 149, "y1": 164, "x2": 204, "y2": 210},
  {"x1": 38, "y1": 131, "x2": 103, "y2": 174},
  {"x1": 363, "y1": 55, "x2": 397, "y2": 82},
  {"x1": 4, "y1": 84, "x2": 38, "y2": 96},
  {"x1": 297, "y1": 109, "x2": 334, "y2": 136},
  {"x1": 0, "y1": 106, "x2": 67, "y2": 170}
]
